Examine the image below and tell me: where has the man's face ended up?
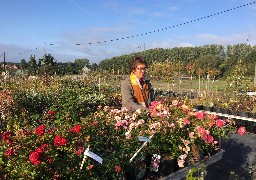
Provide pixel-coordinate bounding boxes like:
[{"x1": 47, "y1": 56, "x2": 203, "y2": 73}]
[{"x1": 132, "y1": 63, "x2": 147, "y2": 79}]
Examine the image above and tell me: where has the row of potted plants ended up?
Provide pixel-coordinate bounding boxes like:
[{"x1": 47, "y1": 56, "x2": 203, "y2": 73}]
[{"x1": 193, "y1": 91, "x2": 256, "y2": 118}]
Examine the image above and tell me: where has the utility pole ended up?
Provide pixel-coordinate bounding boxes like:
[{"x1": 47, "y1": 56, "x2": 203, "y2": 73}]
[{"x1": 3, "y1": 52, "x2": 6, "y2": 73}]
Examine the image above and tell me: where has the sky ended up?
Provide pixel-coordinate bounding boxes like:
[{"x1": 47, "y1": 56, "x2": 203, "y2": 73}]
[{"x1": 1, "y1": 0, "x2": 256, "y2": 64}]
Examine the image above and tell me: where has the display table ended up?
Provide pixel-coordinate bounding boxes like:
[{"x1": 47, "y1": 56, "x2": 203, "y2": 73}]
[{"x1": 194, "y1": 109, "x2": 256, "y2": 123}]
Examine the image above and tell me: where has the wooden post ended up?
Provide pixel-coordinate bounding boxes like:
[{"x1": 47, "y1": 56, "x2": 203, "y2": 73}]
[
  {"x1": 99, "y1": 77, "x2": 101, "y2": 91},
  {"x1": 199, "y1": 74, "x2": 201, "y2": 94}
]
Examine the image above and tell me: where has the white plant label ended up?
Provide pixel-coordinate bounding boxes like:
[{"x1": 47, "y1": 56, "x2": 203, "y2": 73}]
[
  {"x1": 85, "y1": 150, "x2": 103, "y2": 164},
  {"x1": 138, "y1": 136, "x2": 150, "y2": 142}
]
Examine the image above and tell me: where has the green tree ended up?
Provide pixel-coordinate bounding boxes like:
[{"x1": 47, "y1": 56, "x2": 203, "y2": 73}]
[
  {"x1": 195, "y1": 54, "x2": 222, "y2": 78},
  {"x1": 39, "y1": 54, "x2": 56, "y2": 76},
  {"x1": 90, "y1": 63, "x2": 98, "y2": 71},
  {"x1": 74, "y1": 58, "x2": 90, "y2": 74},
  {"x1": 65, "y1": 62, "x2": 75, "y2": 74},
  {"x1": 28, "y1": 55, "x2": 37, "y2": 75},
  {"x1": 20, "y1": 59, "x2": 27, "y2": 69}
]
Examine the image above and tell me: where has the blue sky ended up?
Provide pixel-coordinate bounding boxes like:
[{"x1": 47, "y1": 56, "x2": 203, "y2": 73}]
[{"x1": 0, "y1": 0, "x2": 256, "y2": 64}]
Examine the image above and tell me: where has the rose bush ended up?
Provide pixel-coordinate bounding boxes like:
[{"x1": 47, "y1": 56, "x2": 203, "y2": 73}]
[
  {"x1": 0, "y1": 96, "x2": 246, "y2": 179},
  {"x1": 0, "y1": 76, "x2": 120, "y2": 131},
  {"x1": 0, "y1": 76, "x2": 247, "y2": 179}
]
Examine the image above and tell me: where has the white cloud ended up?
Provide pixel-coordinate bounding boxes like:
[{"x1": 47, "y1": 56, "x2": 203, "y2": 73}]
[
  {"x1": 130, "y1": 7, "x2": 147, "y2": 14},
  {"x1": 195, "y1": 33, "x2": 250, "y2": 45},
  {"x1": 2, "y1": 30, "x2": 256, "y2": 64},
  {"x1": 103, "y1": 1, "x2": 121, "y2": 11},
  {"x1": 167, "y1": 5, "x2": 179, "y2": 11},
  {"x1": 249, "y1": 4, "x2": 256, "y2": 10}
]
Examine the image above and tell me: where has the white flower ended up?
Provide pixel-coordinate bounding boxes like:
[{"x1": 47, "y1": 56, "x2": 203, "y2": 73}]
[{"x1": 136, "y1": 109, "x2": 142, "y2": 114}]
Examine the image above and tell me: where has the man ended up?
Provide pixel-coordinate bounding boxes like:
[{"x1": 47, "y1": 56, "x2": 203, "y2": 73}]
[{"x1": 121, "y1": 56, "x2": 155, "y2": 111}]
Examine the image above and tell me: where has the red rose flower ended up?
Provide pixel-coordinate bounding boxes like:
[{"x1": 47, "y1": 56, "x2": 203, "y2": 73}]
[
  {"x1": 54, "y1": 135, "x2": 67, "y2": 146},
  {"x1": 40, "y1": 144, "x2": 48, "y2": 150},
  {"x1": 4, "y1": 147, "x2": 14, "y2": 156},
  {"x1": 92, "y1": 121, "x2": 98, "y2": 126},
  {"x1": 29, "y1": 143, "x2": 49, "y2": 166},
  {"x1": 36, "y1": 147, "x2": 43, "y2": 153},
  {"x1": 1, "y1": 132, "x2": 14, "y2": 144},
  {"x1": 59, "y1": 138, "x2": 67, "y2": 146},
  {"x1": 54, "y1": 135, "x2": 61, "y2": 146},
  {"x1": 34, "y1": 125, "x2": 45, "y2": 136},
  {"x1": 29, "y1": 151, "x2": 41, "y2": 165},
  {"x1": 73, "y1": 124, "x2": 82, "y2": 134},
  {"x1": 47, "y1": 110, "x2": 55, "y2": 115}
]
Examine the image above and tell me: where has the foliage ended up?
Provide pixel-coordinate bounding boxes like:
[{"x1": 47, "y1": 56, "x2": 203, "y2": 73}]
[
  {"x1": 39, "y1": 54, "x2": 57, "y2": 76},
  {"x1": 28, "y1": 55, "x2": 38, "y2": 76},
  {"x1": 98, "y1": 43, "x2": 255, "y2": 78},
  {"x1": 0, "y1": 96, "x2": 245, "y2": 179},
  {"x1": 74, "y1": 58, "x2": 90, "y2": 73},
  {"x1": 0, "y1": 75, "x2": 120, "y2": 130},
  {"x1": 186, "y1": 163, "x2": 207, "y2": 180},
  {"x1": 0, "y1": 73, "x2": 249, "y2": 179}
]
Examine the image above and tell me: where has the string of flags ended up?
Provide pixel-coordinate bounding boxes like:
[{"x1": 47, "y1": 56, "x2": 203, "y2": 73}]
[{"x1": 1, "y1": 1, "x2": 255, "y2": 58}]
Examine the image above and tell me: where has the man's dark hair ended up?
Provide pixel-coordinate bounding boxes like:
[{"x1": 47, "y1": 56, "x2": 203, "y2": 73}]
[{"x1": 130, "y1": 56, "x2": 148, "y2": 72}]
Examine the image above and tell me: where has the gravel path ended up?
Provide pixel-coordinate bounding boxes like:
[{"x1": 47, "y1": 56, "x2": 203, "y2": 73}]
[{"x1": 205, "y1": 132, "x2": 256, "y2": 180}]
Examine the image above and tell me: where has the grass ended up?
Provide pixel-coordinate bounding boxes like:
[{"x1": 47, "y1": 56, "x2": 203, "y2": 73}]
[{"x1": 151, "y1": 78, "x2": 254, "y2": 93}]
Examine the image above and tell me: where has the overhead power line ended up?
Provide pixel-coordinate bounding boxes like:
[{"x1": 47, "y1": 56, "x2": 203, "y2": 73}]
[
  {"x1": 2, "y1": 1, "x2": 255, "y2": 58},
  {"x1": 86, "y1": 1, "x2": 255, "y2": 45}
]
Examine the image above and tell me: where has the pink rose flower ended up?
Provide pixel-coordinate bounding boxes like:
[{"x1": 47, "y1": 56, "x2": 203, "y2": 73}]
[
  {"x1": 184, "y1": 118, "x2": 190, "y2": 125},
  {"x1": 115, "y1": 165, "x2": 122, "y2": 173},
  {"x1": 215, "y1": 119, "x2": 225, "y2": 127},
  {"x1": 237, "y1": 126, "x2": 246, "y2": 135},
  {"x1": 76, "y1": 147, "x2": 84, "y2": 156},
  {"x1": 207, "y1": 135, "x2": 214, "y2": 143},
  {"x1": 196, "y1": 111, "x2": 205, "y2": 120},
  {"x1": 89, "y1": 164, "x2": 94, "y2": 170}
]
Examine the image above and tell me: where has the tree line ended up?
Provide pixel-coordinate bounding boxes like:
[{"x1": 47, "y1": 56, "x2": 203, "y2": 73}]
[
  {"x1": 1, "y1": 43, "x2": 255, "y2": 78},
  {"x1": 0, "y1": 54, "x2": 98, "y2": 76},
  {"x1": 98, "y1": 43, "x2": 256, "y2": 79}
]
